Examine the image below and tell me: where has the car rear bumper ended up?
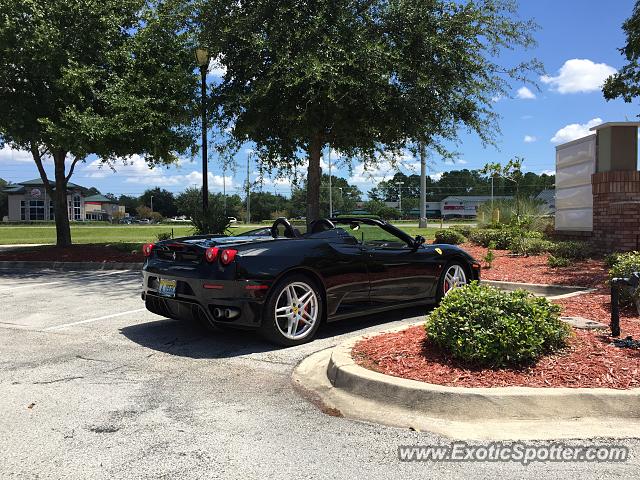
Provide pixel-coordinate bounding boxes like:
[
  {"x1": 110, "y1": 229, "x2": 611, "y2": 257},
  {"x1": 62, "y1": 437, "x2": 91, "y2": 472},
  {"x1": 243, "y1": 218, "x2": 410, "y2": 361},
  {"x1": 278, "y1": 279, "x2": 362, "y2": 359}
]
[{"x1": 141, "y1": 270, "x2": 270, "y2": 328}]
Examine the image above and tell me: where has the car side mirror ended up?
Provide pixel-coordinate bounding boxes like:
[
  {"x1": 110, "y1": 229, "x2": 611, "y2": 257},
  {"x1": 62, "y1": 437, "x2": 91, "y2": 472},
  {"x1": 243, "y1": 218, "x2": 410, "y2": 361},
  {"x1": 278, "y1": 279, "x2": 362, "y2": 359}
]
[{"x1": 413, "y1": 235, "x2": 426, "y2": 250}]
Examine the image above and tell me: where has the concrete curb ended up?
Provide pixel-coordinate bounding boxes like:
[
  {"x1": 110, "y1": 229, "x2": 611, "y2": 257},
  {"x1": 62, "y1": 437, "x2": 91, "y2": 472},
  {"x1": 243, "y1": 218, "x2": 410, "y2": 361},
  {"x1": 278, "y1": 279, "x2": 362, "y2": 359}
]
[
  {"x1": 293, "y1": 326, "x2": 640, "y2": 440},
  {"x1": 0, "y1": 261, "x2": 142, "y2": 271},
  {"x1": 329, "y1": 335, "x2": 640, "y2": 421},
  {"x1": 482, "y1": 279, "x2": 595, "y2": 299}
]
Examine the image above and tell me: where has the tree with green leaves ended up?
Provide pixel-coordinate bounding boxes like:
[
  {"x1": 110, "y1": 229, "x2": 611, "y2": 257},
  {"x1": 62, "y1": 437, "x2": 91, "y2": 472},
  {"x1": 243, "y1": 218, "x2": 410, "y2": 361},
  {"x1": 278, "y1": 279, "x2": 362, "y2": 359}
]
[
  {"x1": 248, "y1": 192, "x2": 292, "y2": 221},
  {"x1": 175, "y1": 186, "x2": 243, "y2": 220},
  {"x1": 139, "y1": 188, "x2": 178, "y2": 218},
  {"x1": 289, "y1": 174, "x2": 362, "y2": 218},
  {"x1": 603, "y1": 1, "x2": 640, "y2": 103},
  {"x1": 0, "y1": 0, "x2": 199, "y2": 245},
  {"x1": 481, "y1": 157, "x2": 525, "y2": 218},
  {"x1": 118, "y1": 194, "x2": 141, "y2": 216},
  {"x1": 202, "y1": 0, "x2": 540, "y2": 227},
  {"x1": 369, "y1": 173, "x2": 424, "y2": 202}
]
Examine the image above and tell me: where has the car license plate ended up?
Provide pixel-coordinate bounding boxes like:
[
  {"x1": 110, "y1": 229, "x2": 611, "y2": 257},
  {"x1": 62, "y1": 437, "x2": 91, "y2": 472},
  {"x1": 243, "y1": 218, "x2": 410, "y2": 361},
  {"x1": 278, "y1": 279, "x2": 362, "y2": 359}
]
[{"x1": 158, "y1": 278, "x2": 177, "y2": 297}]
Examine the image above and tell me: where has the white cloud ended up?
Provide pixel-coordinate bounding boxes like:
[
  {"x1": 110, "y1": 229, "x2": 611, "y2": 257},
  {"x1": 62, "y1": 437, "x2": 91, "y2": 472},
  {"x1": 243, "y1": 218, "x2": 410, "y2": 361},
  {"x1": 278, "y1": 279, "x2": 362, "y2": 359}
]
[
  {"x1": 516, "y1": 86, "x2": 536, "y2": 100},
  {"x1": 443, "y1": 158, "x2": 468, "y2": 166},
  {"x1": 539, "y1": 169, "x2": 555, "y2": 176},
  {"x1": 0, "y1": 145, "x2": 34, "y2": 163},
  {"x1": 347, "y1": 150, "x2": 420, "y2": 187},
  {"x1": 541, "y1": 59, "x2": 616, "y2": 94},
  {"x1": 430, "y1": 172, "x2": 443, "y2": 181},
  {"x1": 550, "y1": 117, "x2": 602, "y2": 144},
  {"x1": 491, "y1": 95, "x2": 502, "y2": 103},
  {"x1": 523, "y1": 135, "x2": 537, "y2": 143},
  {"x1": 81, "y1": 155, "x2": 233, "y2": 189}
]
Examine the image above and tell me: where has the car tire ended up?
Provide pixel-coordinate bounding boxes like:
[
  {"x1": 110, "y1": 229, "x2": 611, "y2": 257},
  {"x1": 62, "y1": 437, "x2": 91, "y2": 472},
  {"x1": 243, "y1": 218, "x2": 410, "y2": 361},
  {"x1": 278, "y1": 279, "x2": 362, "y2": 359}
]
[
  {"x1": 259, "y1": 274, "x2": 323, "y2": 346},
  {"x1": 437, "y1": 261, "x2": 469, "y2": 301}
]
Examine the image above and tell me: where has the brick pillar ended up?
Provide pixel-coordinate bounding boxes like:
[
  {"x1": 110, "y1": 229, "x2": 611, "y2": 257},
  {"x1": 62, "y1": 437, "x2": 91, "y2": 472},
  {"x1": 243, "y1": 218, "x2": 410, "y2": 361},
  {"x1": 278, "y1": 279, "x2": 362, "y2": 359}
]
[{"x1": 592, "y1": 171, "x2": 640, "y2": 252}]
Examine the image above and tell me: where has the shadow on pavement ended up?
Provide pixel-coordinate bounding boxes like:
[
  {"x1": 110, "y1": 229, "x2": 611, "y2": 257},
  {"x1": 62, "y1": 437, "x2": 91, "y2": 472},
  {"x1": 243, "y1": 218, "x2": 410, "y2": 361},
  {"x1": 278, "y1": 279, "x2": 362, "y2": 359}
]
[{"x1": 120, "y1": 305, "x2": 430, "y2": 359}]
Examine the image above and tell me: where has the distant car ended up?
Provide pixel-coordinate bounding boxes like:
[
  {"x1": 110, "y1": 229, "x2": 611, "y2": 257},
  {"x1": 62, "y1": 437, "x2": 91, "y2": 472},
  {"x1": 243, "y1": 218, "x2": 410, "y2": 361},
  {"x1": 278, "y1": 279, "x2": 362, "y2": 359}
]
[
  {"x1": 228, "y1": 217, "x2": 238, "y2": 224},
  {"x1": 138, "y1": 218, "x2": 151, "y2": 224},
  {"x1": 141, "y1": 217, "x2": 480, "y2": 346}
]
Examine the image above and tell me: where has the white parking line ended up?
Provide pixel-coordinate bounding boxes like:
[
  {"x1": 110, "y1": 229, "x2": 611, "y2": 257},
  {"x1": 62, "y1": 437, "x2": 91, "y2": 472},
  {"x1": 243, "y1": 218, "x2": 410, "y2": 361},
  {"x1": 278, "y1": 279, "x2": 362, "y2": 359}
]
[
  {"x1": 44, "y1": 308, "x2": 148, "y2": 331},
  {"x1": 4, "y1": 281, "x2": 62, "y2": 291}
]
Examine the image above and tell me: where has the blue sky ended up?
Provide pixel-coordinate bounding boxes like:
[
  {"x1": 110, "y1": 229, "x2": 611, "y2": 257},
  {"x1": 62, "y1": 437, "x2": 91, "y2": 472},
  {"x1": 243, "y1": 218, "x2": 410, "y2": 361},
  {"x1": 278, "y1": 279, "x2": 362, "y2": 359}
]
[{"x1": 1, "y1": 0, "x2": 639, "y2": 199}]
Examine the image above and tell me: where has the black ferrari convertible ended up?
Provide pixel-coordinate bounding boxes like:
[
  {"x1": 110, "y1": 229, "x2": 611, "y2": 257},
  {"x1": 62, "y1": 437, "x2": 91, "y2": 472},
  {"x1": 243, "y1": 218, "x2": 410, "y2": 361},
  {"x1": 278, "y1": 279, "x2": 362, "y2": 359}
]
[{"x1": 141, "y1": 217, "x2": 480, "y2": 345}]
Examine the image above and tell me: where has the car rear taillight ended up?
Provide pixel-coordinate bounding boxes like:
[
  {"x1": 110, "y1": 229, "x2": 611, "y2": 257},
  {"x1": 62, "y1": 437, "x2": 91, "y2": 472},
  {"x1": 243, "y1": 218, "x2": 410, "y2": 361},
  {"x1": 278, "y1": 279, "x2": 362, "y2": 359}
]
[
  {"x1": 142, "y1": 243, "x2": 155, "y2": 257},
  {"x1": 205, "y1": 247, "x2": 220, "y2": 263},
  {"x1": 220, "y1": 249, "x2": 238, "y2": 265}
]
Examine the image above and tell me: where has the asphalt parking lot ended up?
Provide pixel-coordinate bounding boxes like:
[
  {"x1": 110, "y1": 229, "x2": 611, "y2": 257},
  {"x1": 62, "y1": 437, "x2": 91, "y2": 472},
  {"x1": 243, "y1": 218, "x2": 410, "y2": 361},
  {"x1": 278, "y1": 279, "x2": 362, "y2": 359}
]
[{"x1": 1, "y1": 269, "x2": 638, "y2": 479}]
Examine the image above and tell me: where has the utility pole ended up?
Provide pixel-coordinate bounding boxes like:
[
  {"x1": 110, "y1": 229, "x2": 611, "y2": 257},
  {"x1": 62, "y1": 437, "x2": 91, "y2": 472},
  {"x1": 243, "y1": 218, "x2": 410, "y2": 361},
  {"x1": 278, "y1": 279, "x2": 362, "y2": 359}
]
[
  {"x1": 195, "y1": 48, "x2": 211, "y2": 216},
  {"x1": 246, "y1": 155, "x2": 251, "y2": 224},
  {"x1": 150, "y1": 195, "x2": 154, "y2": 213},
  {"x1": 328, "y1": 146, "x2": 333, "y2": 218},
  {"x1": 419, "y1": 142, "x2": 427, "y2": 228},
  {"x1": 223, "y1": 164, "x2": 227, "y2": 216}
]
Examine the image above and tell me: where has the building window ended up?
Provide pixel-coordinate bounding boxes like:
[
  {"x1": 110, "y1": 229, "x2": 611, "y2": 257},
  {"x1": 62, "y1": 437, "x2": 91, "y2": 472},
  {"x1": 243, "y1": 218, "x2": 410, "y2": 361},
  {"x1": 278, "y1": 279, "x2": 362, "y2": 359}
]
[
  {"x1": 49, "y1": 201, "x2": 55, "y2": 220},
  {"x1": 29, "y1": 200, "x2": 45, "y2": 221},
  {"x1": 21, "y1": 201, "x2": 26, "y2": 221},
  {"x1": 73, "y1": 195, "x2": 81, "y2": 221}
]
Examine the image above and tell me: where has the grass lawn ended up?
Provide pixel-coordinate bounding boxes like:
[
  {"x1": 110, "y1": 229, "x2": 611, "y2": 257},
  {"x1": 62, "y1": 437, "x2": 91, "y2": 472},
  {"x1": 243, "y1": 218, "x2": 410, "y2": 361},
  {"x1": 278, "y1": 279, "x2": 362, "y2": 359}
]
[{"x1": 0, "y1": 223, "x2": 438, "y2": 245}]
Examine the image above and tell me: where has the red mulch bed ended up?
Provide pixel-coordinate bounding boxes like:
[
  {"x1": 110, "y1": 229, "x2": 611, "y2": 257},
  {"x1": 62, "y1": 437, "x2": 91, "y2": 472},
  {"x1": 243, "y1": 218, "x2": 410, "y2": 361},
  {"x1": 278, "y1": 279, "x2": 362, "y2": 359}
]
[
  {"x1": 461, "y1": 243, "x2": 606, "y2": 288},
  {"x1": 353, "y1": 245, "x2": 640, "y2": 389},
  {"x1": 353, "y1": 324, "x2": 640, "y2": 389},
  {"x1": 0, "y1": 244, "x2": 143, "y2": 263}
]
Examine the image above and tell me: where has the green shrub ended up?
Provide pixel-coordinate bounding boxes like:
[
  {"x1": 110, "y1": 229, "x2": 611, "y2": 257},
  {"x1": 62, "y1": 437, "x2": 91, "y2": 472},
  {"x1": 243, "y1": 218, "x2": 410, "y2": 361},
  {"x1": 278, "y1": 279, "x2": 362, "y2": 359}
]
[
  {"x1": 608, "y1": 251, "x2": 640, "y2": 307},
  {"x1": 604, "y1": 252, "x2": 622, "y2": 269},
  {"x1": 376, "y1": 206, "x2": 402, "y2": 220},
  {"x1": 476, "y1": 197, "x2": 551, "y2": 230},
  {"x1": 550, "y1": 241, "x2": 594, "y2": 260},
  {"x1": 156, "y1": 232, "x2": 172, "y2": 241},
  {"x1": 425, "y1": 282, "x2": 571, "y2": 368},
  {"x1": 513, "y1": 237, "x2": 554, "y2": 256},
  {"x1": 434, "y1": 229, "x2": 466, "y2": 245},
  {"x1": 547, "y1": 255, "x2": 571, "y2": 268},
  {"x1": 191, "y1": 203, "x2": 231, "y2": 235},
  {"x1": 451, "y1": 225, "x2": 472, "y2": 238},
  {"x1": 467, "y1": 228, "x2": 514, "y2": 249},
  {"x1": 483, "y1": 242, "x2": 496, "y2": 268}
]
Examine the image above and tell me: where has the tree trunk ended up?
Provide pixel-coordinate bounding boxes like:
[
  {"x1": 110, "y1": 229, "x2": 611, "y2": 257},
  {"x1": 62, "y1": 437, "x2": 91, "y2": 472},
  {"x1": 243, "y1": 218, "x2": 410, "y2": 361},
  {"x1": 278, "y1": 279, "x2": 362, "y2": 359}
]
[
  {"x1": 306, "y1": 133, "x2": 323, "y2": 230},
  {"x1": 53, "y1": 150, "x2": 72, "y2": 247}
]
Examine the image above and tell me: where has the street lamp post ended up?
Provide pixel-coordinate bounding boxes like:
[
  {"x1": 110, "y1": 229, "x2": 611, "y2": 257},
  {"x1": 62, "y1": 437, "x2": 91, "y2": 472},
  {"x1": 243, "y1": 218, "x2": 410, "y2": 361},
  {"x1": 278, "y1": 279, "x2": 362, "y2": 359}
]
[
  {"x1": 150, "y1": 195, "x2": 154, "y2": 213},
  {"x1": 195, "y1": 48, "x2": 211, "y2": 215},
  {"x1": 395, "y1": 181, "x2": 405, "y2": 214}
]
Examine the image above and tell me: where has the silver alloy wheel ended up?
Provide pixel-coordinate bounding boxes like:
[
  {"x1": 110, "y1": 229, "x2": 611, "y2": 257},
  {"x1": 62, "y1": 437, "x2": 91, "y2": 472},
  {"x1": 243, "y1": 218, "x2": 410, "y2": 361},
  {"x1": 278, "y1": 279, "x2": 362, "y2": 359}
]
[
  {"x1": 443, "y1": 264, "x2": 467, "y2": 295},
  {"x1": 274, "y1": 281, "x2": 319, "y2": 340}
]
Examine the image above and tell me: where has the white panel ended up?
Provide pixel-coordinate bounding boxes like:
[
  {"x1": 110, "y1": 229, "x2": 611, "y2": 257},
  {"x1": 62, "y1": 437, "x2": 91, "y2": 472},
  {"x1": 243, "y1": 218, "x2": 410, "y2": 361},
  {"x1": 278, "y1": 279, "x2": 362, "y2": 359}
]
[
  {"x1": 555, "y1": 209, "x2": 593, "y2": 231},
  {"x1": 556, "y1": 135, "x2": 596, "y2": 168},
  {"x1": 554, "y1": 185, "x2": 593, "y2": 209},
  {"x1": 555, "y1": 160, "x2": 595, "y2": 189},
  {"x1": 555, "y1": 135, "x2": 596, "y2": 232}
]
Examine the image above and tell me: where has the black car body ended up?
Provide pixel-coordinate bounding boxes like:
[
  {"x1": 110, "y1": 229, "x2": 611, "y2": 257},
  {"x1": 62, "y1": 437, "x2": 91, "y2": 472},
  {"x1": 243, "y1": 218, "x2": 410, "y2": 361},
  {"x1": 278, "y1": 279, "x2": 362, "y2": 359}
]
[{"x1": 141, "y1": 217, "x2": 480, "y2": 345}]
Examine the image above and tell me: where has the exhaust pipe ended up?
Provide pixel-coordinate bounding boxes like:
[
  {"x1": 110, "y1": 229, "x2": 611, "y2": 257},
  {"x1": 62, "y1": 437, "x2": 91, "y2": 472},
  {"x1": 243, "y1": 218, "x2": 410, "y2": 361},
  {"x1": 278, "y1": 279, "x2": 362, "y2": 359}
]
[
  {"x1": 213, "y1": 307, "x2": 223, "y2": 319},
  {"x1": 224, "y1": 308, "x2": 240, "y2": 320}
]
